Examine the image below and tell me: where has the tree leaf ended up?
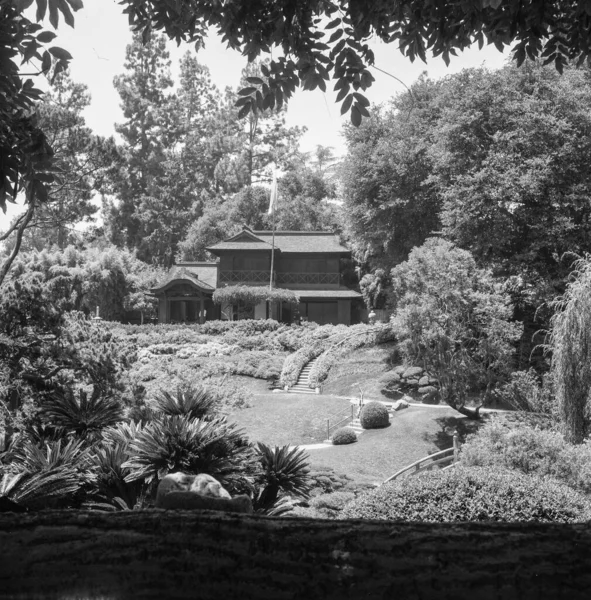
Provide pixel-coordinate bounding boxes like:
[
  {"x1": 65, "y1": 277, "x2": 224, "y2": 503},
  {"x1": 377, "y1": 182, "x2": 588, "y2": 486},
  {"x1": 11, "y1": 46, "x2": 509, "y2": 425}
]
[
  {"x1": 340, "y1": 93, "x2": 354, "y2": 115},
  {"x1": 57, "y1": 0, "x2": 75, "y2": 28},
  {"x1": 48, "y1": 46, "x2": 73, "y2": 61},
  {"x1": 65, "y1": 0, "x2": 83, "y2": 10},
  {"x1": 41, "y1": 50, "x2": 51, "y2": 73},
  {"x1": 36, "y1": 31, "x2": 57, "y2": 44},
  {"x1": 15, "y1": 0, "x2": 35, "y2": 12},
  {"x1": 237, "y1": 103, "x2": 251, "y2": 119},
  {"x1": 350, "y1": 106, "x2": 361, "y2": 127},
  {"x1": 36, "y1": 0, "x2": 48, "y2": 21},
  {"x1": 246, "y1": 76, "x2": 264, "y2": 85},
  {"x1": 238, "y1": 87, "x2": 256, "y2": 96}
]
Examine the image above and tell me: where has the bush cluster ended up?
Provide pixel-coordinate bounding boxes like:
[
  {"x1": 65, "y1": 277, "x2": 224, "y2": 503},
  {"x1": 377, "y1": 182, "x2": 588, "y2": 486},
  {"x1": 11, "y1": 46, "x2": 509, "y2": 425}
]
[
  {"x1": 308, "y1": 349, "x2": 338, "y2": 388},
  {"x1": 460, "y1": 417, "x2": 591, "y2": 495},
  {"x1": 340, "y1": 467, "x2": 591, "y2": 523},
  {"x1": 359, "y1": 401, "x2": 390, "y2": 429},
  {"x1": 331, "y1": 427, "x2": 357, "y2": 445}
]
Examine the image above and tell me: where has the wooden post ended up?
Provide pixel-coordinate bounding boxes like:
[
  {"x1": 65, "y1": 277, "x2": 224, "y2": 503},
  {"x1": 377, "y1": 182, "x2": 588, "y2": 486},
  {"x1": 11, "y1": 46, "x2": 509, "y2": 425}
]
[{"x1": 453, "y1": 432, "x2": 459, "y2": 463}]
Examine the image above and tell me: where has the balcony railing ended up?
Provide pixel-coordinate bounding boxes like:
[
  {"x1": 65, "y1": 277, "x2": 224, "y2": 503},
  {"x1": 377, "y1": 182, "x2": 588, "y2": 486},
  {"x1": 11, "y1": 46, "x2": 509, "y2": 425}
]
[
  {"x1": 277, "y1": 272, "x2": 340, "y2": 285},
  {"x1": 220, "y1": 270, "x2": 275, "y2": 284},
  {"x1": 219, "y1": 271, "x2": 340, "y2": 286}
]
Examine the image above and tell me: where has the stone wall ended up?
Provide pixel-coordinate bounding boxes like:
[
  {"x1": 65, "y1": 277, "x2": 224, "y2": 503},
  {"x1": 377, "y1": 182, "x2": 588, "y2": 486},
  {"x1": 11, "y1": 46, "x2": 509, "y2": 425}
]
[{"x1": 1, "y1": 510, "x2": 590, "y2": 599}]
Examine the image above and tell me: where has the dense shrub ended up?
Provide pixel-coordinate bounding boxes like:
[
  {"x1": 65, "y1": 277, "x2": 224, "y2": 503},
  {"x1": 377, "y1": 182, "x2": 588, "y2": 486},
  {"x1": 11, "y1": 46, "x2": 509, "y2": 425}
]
[
  {"x1": 359, "y1": 401, "x2": 390, "y2": 429},
  {"x1": 340, "y1": 467, "x2": 591, "y2": 523},
  {"x1": 497, "y1": 369, "x2": 555, "y2": 415},
  {"x1": 331, "y1": 427, "x2": 357, "y2": 445},
  {"x1": 460, "y1": 417, "x2": 591, "y2": 495},
  {"x1": 308, "y1": 349, "x2": 338, "y2": 388}
]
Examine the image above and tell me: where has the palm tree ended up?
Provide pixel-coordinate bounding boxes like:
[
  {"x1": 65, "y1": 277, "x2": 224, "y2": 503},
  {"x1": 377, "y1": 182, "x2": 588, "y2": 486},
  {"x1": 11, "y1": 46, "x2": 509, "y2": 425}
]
[
  {"x1": 253, "y1": 443, "x2": 312, "y2": 514},
  {"x1": 3, "y1": 437, "x2": 93, "y2": 509},
  {"x1": 123, "y1": 415, "x2": 257, "y2": 495},
  {"x1": 86, "y1": 422, "x2": 148, "y2": 511},
  {"x1": 40, "y1": 387, "x2": 124, "y2": 440},
  {"x1": 152, "y1": 384, "x2": 216, "y2": 420}
]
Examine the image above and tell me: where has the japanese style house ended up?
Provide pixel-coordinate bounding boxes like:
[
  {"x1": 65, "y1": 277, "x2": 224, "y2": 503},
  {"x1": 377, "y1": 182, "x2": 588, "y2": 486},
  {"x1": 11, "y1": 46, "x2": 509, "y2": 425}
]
[{"x1": 151, "y1": 227, "x2": 363, "y2": 325}]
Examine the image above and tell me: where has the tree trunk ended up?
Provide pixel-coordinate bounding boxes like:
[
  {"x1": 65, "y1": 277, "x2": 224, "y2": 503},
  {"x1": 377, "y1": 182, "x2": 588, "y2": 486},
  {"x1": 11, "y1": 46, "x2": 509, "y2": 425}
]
[{"x1": 1, "y1": 510, "x2": 590, "y2": 599}]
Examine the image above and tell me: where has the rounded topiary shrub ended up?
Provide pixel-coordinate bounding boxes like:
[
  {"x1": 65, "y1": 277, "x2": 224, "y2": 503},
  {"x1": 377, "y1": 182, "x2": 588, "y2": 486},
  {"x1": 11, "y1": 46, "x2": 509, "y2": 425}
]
[
  {"x1": 359, "y1": 401, "x2": 390, "y2": 429},
  {"x1": 332, "y1": 427, "x2": 357, "y2": 445},
  {"x1": 340, "y1": 467, "x2": 591, "y2": 523}
]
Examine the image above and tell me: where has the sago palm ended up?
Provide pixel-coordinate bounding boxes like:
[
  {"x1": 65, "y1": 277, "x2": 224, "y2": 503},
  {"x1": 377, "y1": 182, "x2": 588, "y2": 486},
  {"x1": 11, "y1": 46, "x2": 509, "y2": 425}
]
[
  {"x1": 253, "y1": 443, "x2": 312, "y2": 514},
  {"x1": 41, "y1": 387, "x2": 124, "y2": 440},
  {"x1": 3, "y1": 437, "x2": 92, "y2": 509},
  {"x1": 152, "y1": 384, "x2": 216, "y2": 420},
  {"x1": 123, "y1": 415, "x2": 257, "y2": 494},
  {"x1": 87, "y1": 421, "x2": 148, "y2": 511}
]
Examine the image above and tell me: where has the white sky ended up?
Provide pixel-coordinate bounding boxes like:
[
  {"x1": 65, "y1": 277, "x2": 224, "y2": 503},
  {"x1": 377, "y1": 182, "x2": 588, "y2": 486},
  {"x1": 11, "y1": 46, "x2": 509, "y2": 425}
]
[{"x1": 1, "y1": 0, "x2": 509, "y2": 229}]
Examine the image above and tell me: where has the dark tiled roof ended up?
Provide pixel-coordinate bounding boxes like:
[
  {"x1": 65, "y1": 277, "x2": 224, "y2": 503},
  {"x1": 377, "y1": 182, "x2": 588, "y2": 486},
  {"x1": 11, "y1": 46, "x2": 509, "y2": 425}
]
[
  {"x1": 255, "y1": 231, "x2": 350, "y2": 254},
  {"x1": 151, "y1": 263, "x2": 217, "y2": 293},
  {"x1": 296, "y1": 289, "x2": 362, "y2": 299},
  {"x1": 208, "y1": 229, "x2": 350, "y2": 254}
]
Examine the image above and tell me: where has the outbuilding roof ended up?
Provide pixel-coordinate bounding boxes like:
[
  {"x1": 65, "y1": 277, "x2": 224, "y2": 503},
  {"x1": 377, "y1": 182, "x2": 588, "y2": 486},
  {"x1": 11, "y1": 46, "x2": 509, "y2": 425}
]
[{"x1": 150, "y1": 263, "x2": 217, "y2": 294}]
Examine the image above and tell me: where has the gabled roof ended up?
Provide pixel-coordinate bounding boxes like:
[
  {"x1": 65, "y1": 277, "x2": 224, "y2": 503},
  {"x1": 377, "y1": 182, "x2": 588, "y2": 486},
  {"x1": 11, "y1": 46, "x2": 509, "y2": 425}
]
[
  {"x1": 151, "y1": 263, "x2": 217, "y2": 294},
  {"x1": 207, "y1": 228, "x2": 350, "y2": 255},
  {"x1": 255, "y1": 231, "x2": 350, "y2": 254}
]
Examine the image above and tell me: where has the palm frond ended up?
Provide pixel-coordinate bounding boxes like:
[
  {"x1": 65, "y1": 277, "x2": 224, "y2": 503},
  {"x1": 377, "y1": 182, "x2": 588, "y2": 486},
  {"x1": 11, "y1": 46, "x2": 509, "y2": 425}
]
[
  {"x1": 256, "y1": 443, "x2": 312, "y2": 498},
  {"x1": 152, "y1": 384, "x2": 216, "y2": 420},
  {"x1": 41, "y1": 388, "x2": 124, "y2": 438},
  {"x1": 123, "y1": 415, "x2": 255, "y2": 492}
]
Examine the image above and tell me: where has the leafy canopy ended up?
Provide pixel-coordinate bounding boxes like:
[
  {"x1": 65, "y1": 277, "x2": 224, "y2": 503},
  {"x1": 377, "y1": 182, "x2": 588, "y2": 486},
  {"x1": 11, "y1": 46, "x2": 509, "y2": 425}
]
[{"x1": 119, "y1": 0, "x2": 587, "y2": 124}]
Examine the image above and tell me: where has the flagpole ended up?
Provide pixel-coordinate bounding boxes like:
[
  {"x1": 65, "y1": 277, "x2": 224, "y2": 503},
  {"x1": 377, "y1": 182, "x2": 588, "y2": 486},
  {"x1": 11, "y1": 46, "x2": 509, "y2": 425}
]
[
  {"x1": 268, "y1": 170, "x2": 277, "y2": 292},
  {"x1": 270, "y1": 207, "x2": 276, "y2": 291}
]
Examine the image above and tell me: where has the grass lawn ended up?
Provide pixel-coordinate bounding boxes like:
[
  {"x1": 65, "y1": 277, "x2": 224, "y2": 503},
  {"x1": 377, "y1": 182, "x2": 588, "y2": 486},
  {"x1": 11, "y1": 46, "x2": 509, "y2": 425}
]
[
  {"x1": 306, "y1": 405, "x2": 471, "y2": 484},
  {"x1": 229, "y1": 392, "x2": 352, "y2": 446},
  {"x1": 229, "y1": 387, "x2": 483, "y2": 485}
]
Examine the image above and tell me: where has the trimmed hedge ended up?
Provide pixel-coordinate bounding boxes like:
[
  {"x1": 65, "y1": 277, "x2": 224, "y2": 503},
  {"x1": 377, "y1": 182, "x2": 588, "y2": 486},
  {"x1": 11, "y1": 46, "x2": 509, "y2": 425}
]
[
  {"x1": 359, "y1": 401, "x2": 390, "y2": 429},
  {"x1": 308, "y1": 349, "x2": 338, "y2": 389},
  {"x1": 340, "y1": 467, "x2": 591, "y2": 523},
  {"x1": 331, "y1": 427, "x2": 357, "y2": 445}
]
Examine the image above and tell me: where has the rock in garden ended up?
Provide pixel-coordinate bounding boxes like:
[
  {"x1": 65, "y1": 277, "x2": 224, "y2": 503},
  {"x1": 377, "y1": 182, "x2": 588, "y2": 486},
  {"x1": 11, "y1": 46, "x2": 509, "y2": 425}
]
[
  {"x1": 406, "y1": 378, "x2": 420, "y2": 387},
  {"x1": 402, "y1": 366, "x2": 423, "y2": 379},
  {"x1": 379, "y1": 372, "x2": 401, "y2": 383},
  {"x1": 393, "y1": 365, "x2": 406, "y2": 375},
  {"x1": 392, "y1": 399, "x2": 410, "y2": 411},
  {"x1": 418, "y1": 375, "x2": 430, "y2": 387},
  {"x1": 419, "y1": 386, "x2": 440, "y2": 404},
  {"x1": 156, "y1": 472, "x2": 252, "y2": 513}
]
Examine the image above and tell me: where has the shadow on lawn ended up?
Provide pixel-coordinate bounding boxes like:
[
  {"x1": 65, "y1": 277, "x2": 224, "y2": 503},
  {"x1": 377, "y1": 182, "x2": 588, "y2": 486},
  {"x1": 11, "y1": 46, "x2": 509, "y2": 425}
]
[{"x1": 422, "y1": 414, "x2": 486, "y2": 452}]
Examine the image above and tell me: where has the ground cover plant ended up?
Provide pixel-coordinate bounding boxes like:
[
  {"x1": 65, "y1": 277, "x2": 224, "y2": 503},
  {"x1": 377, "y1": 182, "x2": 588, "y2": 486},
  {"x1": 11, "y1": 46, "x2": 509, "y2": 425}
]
[
  {"x1": 460, "y1": 417, "x2": 591, "y2": 495},
  {"x1": 340, "y1": 467, "x2": 591, "y2": 523}
]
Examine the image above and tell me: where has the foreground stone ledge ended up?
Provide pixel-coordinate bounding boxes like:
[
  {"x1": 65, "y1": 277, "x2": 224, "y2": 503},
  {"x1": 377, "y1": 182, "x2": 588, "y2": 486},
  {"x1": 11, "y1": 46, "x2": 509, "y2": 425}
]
[{"x1": 0, "y1": 510, "x2": 590, "y2": 599}]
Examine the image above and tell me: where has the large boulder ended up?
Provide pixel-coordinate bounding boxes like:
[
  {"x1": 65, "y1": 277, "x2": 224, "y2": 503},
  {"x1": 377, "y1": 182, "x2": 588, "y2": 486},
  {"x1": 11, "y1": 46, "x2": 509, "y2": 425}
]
[
  {"x1": 392, "y1": 399, "x2": 410, "y2": 411},
  {"x1": 156, "y1": 472, "x2": 252, "y2": 513},
  {"x1": 402, "y1": 366, "x2": 423, "y2": 379}
]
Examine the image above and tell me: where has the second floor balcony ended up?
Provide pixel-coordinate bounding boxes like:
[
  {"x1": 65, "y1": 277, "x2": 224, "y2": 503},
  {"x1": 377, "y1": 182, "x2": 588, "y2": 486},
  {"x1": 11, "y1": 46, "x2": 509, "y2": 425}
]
[
  {"x1": 220, "y1": 270, "x2": 275, "y2": 285},
  {"x1": 219, "y1": 270, "x2": 340, "y2": 286}
]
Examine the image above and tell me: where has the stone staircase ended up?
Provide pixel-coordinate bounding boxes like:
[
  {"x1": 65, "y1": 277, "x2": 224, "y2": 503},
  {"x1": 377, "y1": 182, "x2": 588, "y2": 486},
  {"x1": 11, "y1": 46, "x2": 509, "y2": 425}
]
[
  {"x1": 287, "y1": 358, "x2": 319, "y2": 394},
  {"x1": 344, "y1": 417, "x2": 364, "y2": 435}
]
